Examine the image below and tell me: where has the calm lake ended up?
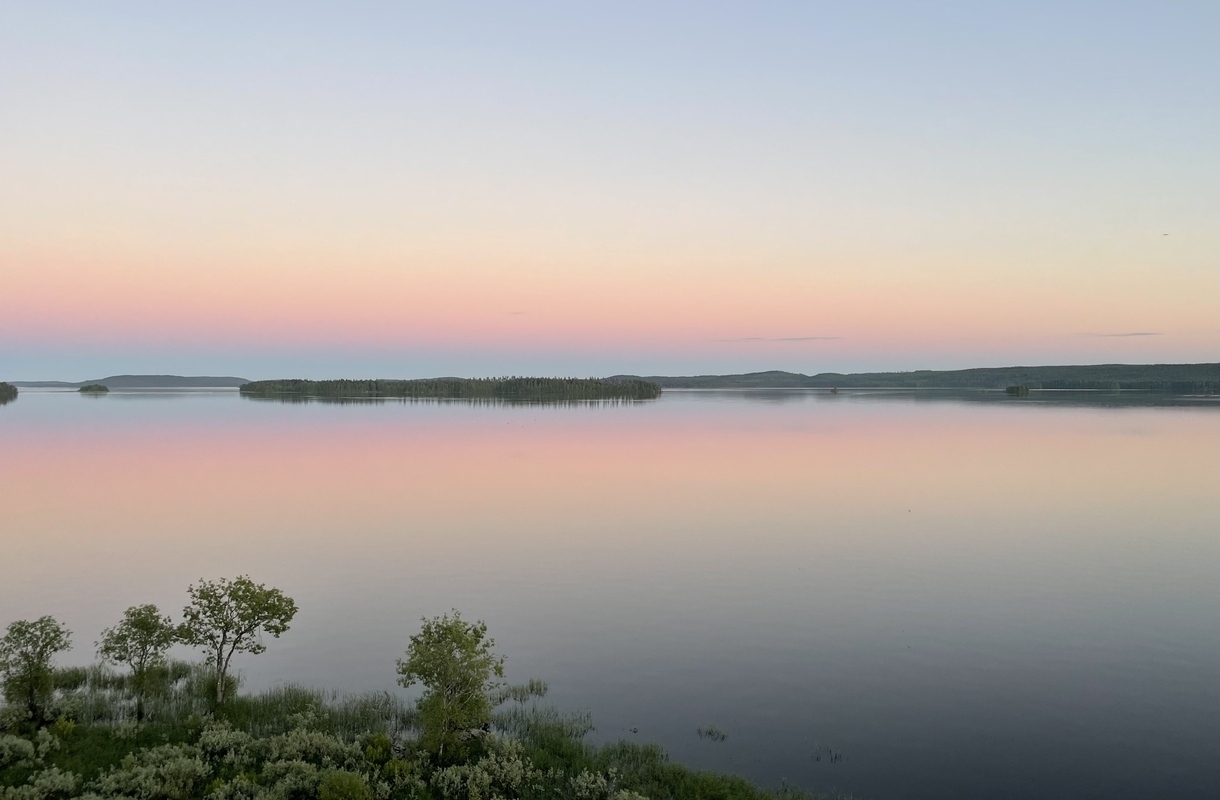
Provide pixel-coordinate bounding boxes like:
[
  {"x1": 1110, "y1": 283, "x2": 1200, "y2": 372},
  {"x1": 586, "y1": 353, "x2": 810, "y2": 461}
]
[{"x1": 1, "y1": 389, "x2": 1217, "y2": 799}]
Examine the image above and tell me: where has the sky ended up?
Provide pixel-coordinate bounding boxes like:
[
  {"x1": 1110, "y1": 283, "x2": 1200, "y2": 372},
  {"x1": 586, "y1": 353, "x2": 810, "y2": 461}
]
[{"x1": 1, "y1": 1, "x2": 1216, "y2": 380}]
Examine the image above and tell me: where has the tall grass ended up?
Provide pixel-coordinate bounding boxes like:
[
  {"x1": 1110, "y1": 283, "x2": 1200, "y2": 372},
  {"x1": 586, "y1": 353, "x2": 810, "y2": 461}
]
[{"x1": 43, "y1": 662, "x2": 415, "y2": 743}]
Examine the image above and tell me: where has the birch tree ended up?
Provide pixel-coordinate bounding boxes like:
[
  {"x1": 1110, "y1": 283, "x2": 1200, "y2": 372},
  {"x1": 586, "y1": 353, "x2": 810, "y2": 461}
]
[
  {"x1": 395, "y1": 611, "x2": 504, "y2": 761},
  {"x1": 97, "y1": 604, "x2": 177, "y2": 720},
  {"x1": 178, "y1": 577, "x2": 297, "y2": 705},
  {"x1": 0, "y1": 616, "x2": 71, "y2": 722}
]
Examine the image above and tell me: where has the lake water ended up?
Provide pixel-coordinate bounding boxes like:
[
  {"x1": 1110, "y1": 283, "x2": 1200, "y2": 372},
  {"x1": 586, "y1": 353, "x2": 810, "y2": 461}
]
[{"x1": 1, "y1": 389, "x2": 1217, "y2": 799}]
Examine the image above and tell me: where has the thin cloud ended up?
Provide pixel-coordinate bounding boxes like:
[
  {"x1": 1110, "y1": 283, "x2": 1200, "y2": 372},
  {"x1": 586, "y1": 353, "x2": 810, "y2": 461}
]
[
  {"x1": 1076, "y1": 331, "x2": 1162, "y2": 338},
  {"x1": 506, "y1": 311, "x2": 527, "y2": 316},
  {"x1": 717, "y1": 335, "x2": 842, "y2": 342}
]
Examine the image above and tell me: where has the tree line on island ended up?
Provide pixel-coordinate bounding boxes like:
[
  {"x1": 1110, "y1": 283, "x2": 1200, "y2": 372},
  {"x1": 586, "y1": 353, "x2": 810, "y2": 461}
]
[
  {"x1": 238, "y1": 379, "x2": 661, "y2": 402},
  {"x1": 613, "y1": 362, "x2": 1220, "y2": 393},
  {"x1": 1, "y1": 578, "x2": 832, "y2": 800},
  {"x1": 0, "y1": 383, "x2": 16, "y2": 405}
]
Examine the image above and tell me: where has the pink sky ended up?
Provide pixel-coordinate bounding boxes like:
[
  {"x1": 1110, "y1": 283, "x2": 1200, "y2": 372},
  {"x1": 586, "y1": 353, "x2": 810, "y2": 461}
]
[{"x1": 1, "y1": 3, "x2": 1216, "y2": 379}]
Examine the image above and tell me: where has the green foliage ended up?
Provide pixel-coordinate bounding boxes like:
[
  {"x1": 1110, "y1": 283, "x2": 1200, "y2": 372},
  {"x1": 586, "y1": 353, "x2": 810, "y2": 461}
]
[
  {"x1": 430, "y1": 737, "x2": 537, "y2": 799},
  {"x1": 77, "y1": 386, "x2": 109, "y2": 394},
  {"x1": 97, "y1": 606, "x2": 177, "y2": 722},
  {"x1": 0, "y1": 383, "x2": 16, "y2": 405},
  {"x1": 317, "y1": 771, "x2": 370, "y2": 800},
  {"x1": 92, "y1": 744, "x2": 208, "y2": 800},
  {"x1": 0, "y1": 736, "x2": 37, "y2": 770},
  {"x1": 396, "y1": 613, "x2": 504, "y2": 762},
  {"x1": 0, "y1": 765, "x2": 80, "y2": 800},
  {"x1": 357, "y1": 734, "x2": 391, "y2": 768},
  {"x1": 239, "y1": 378, "x2": 661, "y2": 402},
  {"x1": 1, "y1": 619, "x2": 72, "y2": 724},
  {"x1": 177, "y1": 579, "x2": 297, "y2": 707}
]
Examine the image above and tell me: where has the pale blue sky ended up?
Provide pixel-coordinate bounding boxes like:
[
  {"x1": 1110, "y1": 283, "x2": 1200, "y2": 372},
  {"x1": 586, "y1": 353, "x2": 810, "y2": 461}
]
[{"x1": 1, "y1": 2, "x2": 1216, "y2": 379}]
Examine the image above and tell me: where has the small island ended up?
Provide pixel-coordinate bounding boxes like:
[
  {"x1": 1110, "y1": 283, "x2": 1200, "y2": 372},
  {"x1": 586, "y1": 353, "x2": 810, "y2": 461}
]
[
  {"x1": 0, "y1": 382, "x2": 17, "y2": 404},
  {"x1": 78, "y1": 384, "x2": 110, "y2": 394},
  {"x1": 240, "y1": 377, "x2": 661, "y2": 401}
]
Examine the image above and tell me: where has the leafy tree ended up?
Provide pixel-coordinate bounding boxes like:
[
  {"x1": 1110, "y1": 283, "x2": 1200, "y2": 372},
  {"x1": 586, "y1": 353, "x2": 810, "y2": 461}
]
[
  {"x1": 177, "y1": 577, "x2": 297, "y2": 706},
  {"x1": 396, "y1": 611, "x2": 505, "y2": 762},
  {"x1": 97, "y1": 605, "x2": 177, "y2": 721},
  {"x1": 0, "y1": 616, "x2": 72, "y2": 723}
]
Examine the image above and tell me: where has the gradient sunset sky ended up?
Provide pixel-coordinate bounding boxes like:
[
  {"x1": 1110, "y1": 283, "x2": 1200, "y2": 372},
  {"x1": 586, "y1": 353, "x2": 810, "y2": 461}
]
[{"x1": 1, "y1": 2, "x2": 1216, "y2": 380}]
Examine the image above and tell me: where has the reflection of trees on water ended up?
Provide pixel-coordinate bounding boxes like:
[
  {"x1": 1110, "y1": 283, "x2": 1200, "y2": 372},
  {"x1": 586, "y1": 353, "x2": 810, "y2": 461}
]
[{"x1": 678, "y1": 387, "x2": 1220, "y2": 409}]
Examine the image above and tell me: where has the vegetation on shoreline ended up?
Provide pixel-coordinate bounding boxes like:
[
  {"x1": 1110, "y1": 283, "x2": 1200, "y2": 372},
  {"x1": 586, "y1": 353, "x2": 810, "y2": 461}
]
[
  {"x1": 613, "y1": 363, "x2": 1220, "y2": 393},
  {"x1": 239, "y1": 379, "x2": 661, "y2": 402},
  {"x1": 78, "y1": 385, "x2": 109, "y2": 394},
  {"x1": 2, "y1": 580, "x2": 833, "y2": 800},
  {"x1": 0, "y1": 383, "x2": 15, "y2": 404}
]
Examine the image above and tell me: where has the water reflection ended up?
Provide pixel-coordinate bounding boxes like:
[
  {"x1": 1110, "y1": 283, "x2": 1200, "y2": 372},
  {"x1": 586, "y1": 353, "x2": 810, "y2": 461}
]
[
  {"x1": 0, "y1": 390, "x2": 1216, "y2": 799},
  {"x1": 239, "y1": 394, "x2": 655, "y2": 408}
]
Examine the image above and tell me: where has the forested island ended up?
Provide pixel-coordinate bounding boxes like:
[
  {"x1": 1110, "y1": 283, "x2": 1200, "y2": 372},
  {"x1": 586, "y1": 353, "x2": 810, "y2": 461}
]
[
  {"x1": 240, "y1": 378, "x2": 661, "y2": 402},
  {"x1": 78, "y1": 385, "x2": 109, "y2": 394},
  {"x1": 613, "y1": 363, "x2": 1219, "y2": 393},
  {"x1": 1, "y1": 579, "x2": 831, "y2": 800},
  {"x1": 0, "y1": 382, "x2": 16, "y2": 405}
]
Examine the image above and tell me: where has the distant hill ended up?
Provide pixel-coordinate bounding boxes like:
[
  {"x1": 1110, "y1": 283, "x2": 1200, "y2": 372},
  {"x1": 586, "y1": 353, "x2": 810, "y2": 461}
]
[
  {"x1": 10, "y1": 375, "x2": 250, "y2": 389},
  {"x1": 610, "y1": 363, "x2": 1220, "y2": 393}
]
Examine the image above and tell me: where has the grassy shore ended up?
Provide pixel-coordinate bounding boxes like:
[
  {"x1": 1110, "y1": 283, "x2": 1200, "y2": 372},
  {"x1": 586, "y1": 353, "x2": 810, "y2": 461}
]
[
  {"x1": 3, "y1": 596, "x2": 837, "y2": 800},
  {"x1": 1, "y1": 662, "x2": 834, "y2": 800}
]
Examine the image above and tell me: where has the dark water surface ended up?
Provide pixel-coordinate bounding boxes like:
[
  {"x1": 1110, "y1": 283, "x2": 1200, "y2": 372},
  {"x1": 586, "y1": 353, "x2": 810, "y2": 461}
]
[{"x1": 1, "y1": 389, "x2": 1217, "y2": 799}]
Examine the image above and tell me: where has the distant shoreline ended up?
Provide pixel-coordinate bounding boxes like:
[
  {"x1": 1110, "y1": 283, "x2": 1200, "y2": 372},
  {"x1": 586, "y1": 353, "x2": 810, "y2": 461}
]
[
  {"x1": 612, "y1": 363, "x2": 1219, "y2": 394},
  {"x1": 8, "y1": 375, "x2": 249, "y2": 389},
  {"x1": 6, "y1": 363, "x2": 1217, "y2": 395}
]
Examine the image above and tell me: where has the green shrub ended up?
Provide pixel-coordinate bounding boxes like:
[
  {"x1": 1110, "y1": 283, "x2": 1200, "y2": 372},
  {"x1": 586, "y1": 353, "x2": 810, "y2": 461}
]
[{"x1": 318, "y1": 771, "x2": 371, "y2": 800}]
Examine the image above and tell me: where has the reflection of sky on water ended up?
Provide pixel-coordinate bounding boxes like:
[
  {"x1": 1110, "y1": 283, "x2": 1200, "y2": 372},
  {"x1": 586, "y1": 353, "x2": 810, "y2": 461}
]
[{"x1": 1, "y1": 391, "x2": 1217, "y2": 799}]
